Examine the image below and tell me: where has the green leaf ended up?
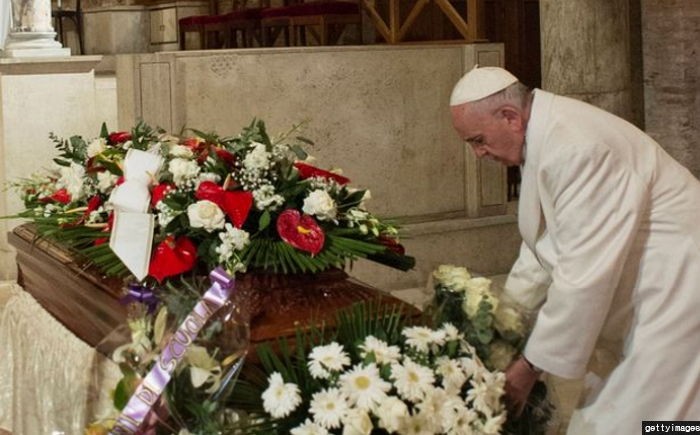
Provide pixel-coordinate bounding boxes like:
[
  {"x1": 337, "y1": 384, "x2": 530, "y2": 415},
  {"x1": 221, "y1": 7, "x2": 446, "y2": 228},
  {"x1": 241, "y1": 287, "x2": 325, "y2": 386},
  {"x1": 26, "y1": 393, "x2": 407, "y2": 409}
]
[
  {"x1": 100, "y1": 122, "x2": 109, "y2": 139},
  {"x1": 258, "y1": 210, "x2": 271, "y2": 232}
]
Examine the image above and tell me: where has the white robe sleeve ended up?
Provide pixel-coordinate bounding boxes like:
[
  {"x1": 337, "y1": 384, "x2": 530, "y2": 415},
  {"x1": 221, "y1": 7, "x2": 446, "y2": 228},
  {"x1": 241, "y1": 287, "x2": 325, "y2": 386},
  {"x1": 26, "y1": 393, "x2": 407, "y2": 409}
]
[
  {"x1": 503, "y1": 241, "x2": 551, "y2": 312},
  {"x1": 523, "y1": 141, "x2": 646, "y2": 379}
]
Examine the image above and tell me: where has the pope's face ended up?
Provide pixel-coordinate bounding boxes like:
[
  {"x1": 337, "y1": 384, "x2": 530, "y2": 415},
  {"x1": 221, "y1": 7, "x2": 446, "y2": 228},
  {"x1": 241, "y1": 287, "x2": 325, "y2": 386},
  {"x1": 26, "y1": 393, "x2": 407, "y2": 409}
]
[{"x1": 450, "y1": 104, "x2": 526, "y2": 166}]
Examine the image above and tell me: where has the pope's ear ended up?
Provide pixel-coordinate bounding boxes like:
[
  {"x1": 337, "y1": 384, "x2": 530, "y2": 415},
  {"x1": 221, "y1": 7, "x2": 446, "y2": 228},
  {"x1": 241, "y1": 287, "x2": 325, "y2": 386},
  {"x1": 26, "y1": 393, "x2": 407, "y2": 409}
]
[{"x1": 500, "y1": 106, "x2": 525, "y2": 130}]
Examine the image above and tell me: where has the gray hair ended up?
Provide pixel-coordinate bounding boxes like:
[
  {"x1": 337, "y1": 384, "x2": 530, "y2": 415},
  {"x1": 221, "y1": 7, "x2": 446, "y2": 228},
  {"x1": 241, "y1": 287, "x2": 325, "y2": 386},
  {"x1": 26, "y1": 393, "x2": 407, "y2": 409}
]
[{"x1": 469, "y1": 82, "x2": 531, "y2": 113}]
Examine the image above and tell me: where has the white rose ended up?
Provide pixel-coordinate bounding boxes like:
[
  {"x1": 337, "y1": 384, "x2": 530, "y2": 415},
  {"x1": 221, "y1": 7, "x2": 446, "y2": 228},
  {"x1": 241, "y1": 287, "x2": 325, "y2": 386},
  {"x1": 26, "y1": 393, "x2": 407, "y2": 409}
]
[
  {"x1": 187, "y1": 200, "x2": 225, "y2": 232},
  {"x1": 169, "y1": 158, "x2": 200, "y2": 186},
  {"x1": 302, "y1": 189, "x2": 337, "y2": 221},
  {"x1": 87, "y1": 137, "x2": 106, "y2": 158},
  {"x1": 494, "y1": 305, "x2": 526, "y2": 336},
  {"x1": 169, "y1": 144, "x2": 194, "y2": 158},
  {"x1": 342, "y1": 409, "x2": 372, "y2": 435},
  {"x1": 432, "y1": 265, "x2": 471, "y2": 292}
]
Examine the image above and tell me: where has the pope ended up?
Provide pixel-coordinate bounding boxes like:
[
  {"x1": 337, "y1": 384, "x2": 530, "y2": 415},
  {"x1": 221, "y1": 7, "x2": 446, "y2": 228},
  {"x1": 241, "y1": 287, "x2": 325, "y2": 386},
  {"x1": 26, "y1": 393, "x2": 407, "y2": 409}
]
[{"x1": 449, "y1": 66, "x2": 700, "y2": 434}]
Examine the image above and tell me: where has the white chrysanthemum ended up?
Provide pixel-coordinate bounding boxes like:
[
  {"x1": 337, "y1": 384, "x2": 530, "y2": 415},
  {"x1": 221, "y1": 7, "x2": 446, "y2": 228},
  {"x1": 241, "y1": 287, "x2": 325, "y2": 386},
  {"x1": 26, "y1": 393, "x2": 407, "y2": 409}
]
[
  {"x1": 169, "y1": 144, "x2": 194, "y2": 158},
  {"x1": 302, "y1": 189, "x2": 337, "y2": 221},
  {"x1": 432, "y1": 265, "x2": 471, "y2": 291},
  {"x1": 244, "y1": 142, "x2": 271, "y2": 170},
  {"x1": 358, "y1": 336, "x2": 401, "y2": 365},
  {"x1": 309, "y1": 388, "x2": 349, "y2": 429},
  {"x1": 444, "y1": 403, "x2": 478, "y2": 435},
  {"x1": 436, "y1": 357, "x2": 468, "y2": 395},
  {"x1": 187, "y1": 200, "x2": 225, "y2": 232},
  {"x1": 390, "y1": 358, "x2": 435, "y2": 402},
  {"x1": 96, "y1": 171, "x2": 119, "y2": 194},
  {"x1": 262, "y1": 372, "x2": 302, "y2": 419},
  {"x1": 253, "y1": 184, "x2": 285, "y2": 211},
  {"x1": 441, "y1": 322, "x2": 463, "y2": 342},
  {"x1": 291, "y1": 419, "x2": 330, "y2": 435},
  {"x1": 376, "y1": 396, "x2": 409, "y2": 433},
  {"x1": 307, "y1": 342, "x2": 351, "y2": 379},
  {"x1": 341, "y1": 408, "x2": 373, "y2": 435},
  {"x1": 402, "y1": 326, "x2": 445, "y2": 354},
  {"x1": 397, "y1": 411, "x2": 437, "y2": 435},
  {"x1": 476, "y1": 412, "x2": 507, "y2": 435},
  {"x1": 339, "y1": 363, "x2": 390, "y2": 411},
  {"x1": 87, "y1": 137, "x2": 107, "y2": 158},
  {"x1": 488, "y1": 341, "x2": 518, "y2": 371},
  {"x1": 169, "y1": 158, "x2": 200, "y2": 187},
  {"x1": 463, "y1": 279, "x2": 499, "y2": 319},
  {"x1": 494, "y1": 305, "x2": 526, "y2": 336},
  {"x1": 56, "y1": 162, "x2": 86, "y2": 201},
  {"x1": 467, "y1": 371, "x2": 506, "y2": 416}
]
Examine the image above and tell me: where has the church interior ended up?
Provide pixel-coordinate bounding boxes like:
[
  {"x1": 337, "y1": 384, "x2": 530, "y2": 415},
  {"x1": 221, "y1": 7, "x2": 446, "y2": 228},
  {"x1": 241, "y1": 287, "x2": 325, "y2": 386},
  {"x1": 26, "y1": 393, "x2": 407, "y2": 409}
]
[{"x1": 0, "y1": 0, "x2": 698, "y2": 433}]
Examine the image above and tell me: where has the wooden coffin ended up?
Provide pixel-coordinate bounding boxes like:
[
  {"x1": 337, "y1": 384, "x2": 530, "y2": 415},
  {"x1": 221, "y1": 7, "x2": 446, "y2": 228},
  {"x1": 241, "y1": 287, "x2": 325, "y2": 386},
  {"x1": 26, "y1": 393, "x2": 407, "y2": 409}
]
[{"x1": 8, "y1": 224, "x2": 412, "y2": 352}]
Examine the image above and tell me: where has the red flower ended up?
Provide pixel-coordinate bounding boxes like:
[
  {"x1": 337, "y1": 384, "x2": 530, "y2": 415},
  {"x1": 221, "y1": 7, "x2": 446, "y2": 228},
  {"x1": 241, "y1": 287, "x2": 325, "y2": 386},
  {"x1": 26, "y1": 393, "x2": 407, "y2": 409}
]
[
  {"x1": 182, "y1": 137, "x2": 204, "y2": 151},
  {"x1": 148, "y1": 235, "x2": 197, "y2": 282},
  {"x1": 108, "y1": 131, "x2": 132, "y2": 144},
  {"x1": 378, "y1": 235, "x2": 405, "y2": 256},
  {"x1": 151, "y1": 183, "x2": 175, "y2": 208},
  {"x1": 214, "y1": 147, "x2": 236, "y2": 167},
  {"x1": 49, "y1": 188, "x2": 72, "y2": 204},
  {"x1": 94, "y1": 237, "x2": 108, "y2": 246},
  {"x1": 294, "y1": 162, "x2": 350, "y2": 185},
  {"x1": 116, "y1": 176, "x2": 126, "y2": 186},
  {"x1": 276, "y1": 209, "x2": 325, "y2": 255},
  {"x1": 195, "y1": 181, "x2": 252, "y2": 228}
]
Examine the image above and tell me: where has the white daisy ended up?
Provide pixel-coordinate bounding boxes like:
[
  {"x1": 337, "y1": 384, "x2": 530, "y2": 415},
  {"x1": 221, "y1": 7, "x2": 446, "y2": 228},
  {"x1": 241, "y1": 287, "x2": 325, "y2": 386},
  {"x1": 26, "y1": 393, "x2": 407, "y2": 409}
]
[
  {"x1": 444, "y1": 403, "x2": 477, "y2": 435},
  {"x1": 390, "y1": 358, "x2": 435, "y2": 402},
  {"x1": 290, "y1": 419, "x2": 329, "y2": 435},
  {"x1": 467, "y1": 371, "x2": 505, "y2": 416},
  {"x1": 376, "y1": 396, "x2": 409, "y2": 432},
  {"x1": 358, "y1": 336, "x2": 401, "y2": 365},
  {"x1": 339, "y1": 363, "x2": 391, "y2": 411},
  {"x1": 397, "y1": 411, "x2": 437, "y2": 435},
  {"x1": 476, "y1": 412, "x2": 507, "y2": 435},
  {"x1": 436, "y1": 356, "x2": 468, "y2": 395},
  {"x1": 341, "y1": 408, "x2": 373, "y2": 435},
  {"x1": 261, "y1": 372, "x2": 302, "y2": 419},
  {"x1": 402, "y1": 326, "x2": 445, "y2": 354},
  {"x1": 309, "y1": 388, "x2": 349, "y2": 429},
  {"x1": 441, "y1": 322, "x2": 463, "y2": 342},
  {"x1": 416, "y1": 387, "x2": 463, "y2": 433},
  {"x1": 307, "y1": 342, "x2": 350, "y2": 379}
]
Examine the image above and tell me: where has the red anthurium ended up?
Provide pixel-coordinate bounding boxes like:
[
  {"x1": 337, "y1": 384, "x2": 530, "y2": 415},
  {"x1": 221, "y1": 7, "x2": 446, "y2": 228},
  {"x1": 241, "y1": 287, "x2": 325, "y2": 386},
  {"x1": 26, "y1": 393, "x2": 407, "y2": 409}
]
[
  {"x1": 195, "y1": 182, "x2": 253, "y2": 228},
  {"x1": 221, "y1": 191, "x2": 253, "y2": 228},
  {"x1": 148, "y1": 235, "x2": 197, "y2": 282},
  {"x1": 182, "y1": 137, "x2": 205, "y2": 151},
  {"x1": 151, "y1": 183, "x2": 175, "y2": 208},
  {"x1": 108, "y1": 131, "x2": 132, "y2": 144},
  {"x1": 49, "y1": 188, "x2": 72, "y2": 204},
  {"x1": 276, "y1": 209, "x2": 325, "y2": 255},
  {"x1": 294, "y1": 162, "x2": 350, "y2": 185}
]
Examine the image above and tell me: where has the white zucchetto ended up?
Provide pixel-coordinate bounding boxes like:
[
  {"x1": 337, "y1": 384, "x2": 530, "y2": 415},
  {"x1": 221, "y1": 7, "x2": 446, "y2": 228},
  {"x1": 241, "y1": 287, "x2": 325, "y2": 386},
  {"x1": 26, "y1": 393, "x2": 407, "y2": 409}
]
[{"x1": 449, "y1": 66, "x2": 519, "y2": 106}]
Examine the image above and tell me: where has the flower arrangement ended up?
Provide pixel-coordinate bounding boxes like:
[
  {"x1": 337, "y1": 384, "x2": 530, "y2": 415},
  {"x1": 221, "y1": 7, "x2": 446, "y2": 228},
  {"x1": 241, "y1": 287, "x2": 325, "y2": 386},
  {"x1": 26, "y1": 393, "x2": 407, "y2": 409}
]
[
  {"x1": 10, "y1": 120, "x2": 414, "y2": 284},
  {"x1": 431, "y1": 265, "x2": 556, "y2": 434}
]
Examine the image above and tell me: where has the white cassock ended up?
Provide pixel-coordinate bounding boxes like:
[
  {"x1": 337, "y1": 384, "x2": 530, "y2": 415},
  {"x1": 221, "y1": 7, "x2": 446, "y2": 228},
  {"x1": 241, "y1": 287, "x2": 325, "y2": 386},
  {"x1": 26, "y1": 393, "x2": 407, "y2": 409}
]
[{"x1": 503, "y1": 89, "x2": 700, "y2": 435}]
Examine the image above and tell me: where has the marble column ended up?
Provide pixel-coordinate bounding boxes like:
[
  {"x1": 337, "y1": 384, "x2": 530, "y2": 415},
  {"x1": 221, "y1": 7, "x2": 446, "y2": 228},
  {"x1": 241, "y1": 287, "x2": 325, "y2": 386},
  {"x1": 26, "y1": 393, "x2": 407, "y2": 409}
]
[
  {"x1": 540, "y1": 0, "x2": 633, "y2": 122},
  {"x1": 642, "y1": 1, "x2": 700, "y2": 179},
  {"x1": 3, "y1": 0, "x2": 70, "y2": 57}
]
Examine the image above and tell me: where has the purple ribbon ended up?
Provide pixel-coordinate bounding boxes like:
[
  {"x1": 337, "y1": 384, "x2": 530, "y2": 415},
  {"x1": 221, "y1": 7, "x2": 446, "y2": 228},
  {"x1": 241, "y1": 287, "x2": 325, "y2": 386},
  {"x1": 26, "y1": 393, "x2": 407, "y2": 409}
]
[
  {"x1": 121, "y1": 283, "x2": 160, "y2": 314},
  {"x1": 110, "y1": 268, "x2": 235, "y2": 435}
]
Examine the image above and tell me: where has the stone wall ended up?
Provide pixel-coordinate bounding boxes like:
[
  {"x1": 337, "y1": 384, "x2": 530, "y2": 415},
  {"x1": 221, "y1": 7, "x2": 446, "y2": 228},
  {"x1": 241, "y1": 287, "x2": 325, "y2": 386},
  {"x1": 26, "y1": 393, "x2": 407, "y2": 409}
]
[
  {"x1": 116, "y1": 44, "x2": 522, "y2": 292},
  {"x1": 642, "y1": 0, "x2": 700, "y2": 179}
]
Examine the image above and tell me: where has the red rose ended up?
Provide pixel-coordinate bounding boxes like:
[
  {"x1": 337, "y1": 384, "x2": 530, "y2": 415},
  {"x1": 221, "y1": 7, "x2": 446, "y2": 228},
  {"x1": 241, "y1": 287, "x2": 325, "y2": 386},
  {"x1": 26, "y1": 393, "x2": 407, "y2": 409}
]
[
  {"x1": 108, "y1": 131, "x2": 132, "y2": 144},
  {"x1": 49, "y1": 188, "x2": 72, "y2": 204},
  {"x1": 294, "y1": 162, "x2": 350, "y2": 185}
]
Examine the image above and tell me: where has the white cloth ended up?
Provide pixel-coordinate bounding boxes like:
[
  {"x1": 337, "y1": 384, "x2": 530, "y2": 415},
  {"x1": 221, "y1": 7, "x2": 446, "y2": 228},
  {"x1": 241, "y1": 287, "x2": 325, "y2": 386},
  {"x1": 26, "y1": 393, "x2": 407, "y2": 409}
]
[
  {"x1": 503, "y1": 90, "x2": 700, "y2": 435},
  {"x1": 0, "y1": 282, "x2": 121, "y2": 434}
]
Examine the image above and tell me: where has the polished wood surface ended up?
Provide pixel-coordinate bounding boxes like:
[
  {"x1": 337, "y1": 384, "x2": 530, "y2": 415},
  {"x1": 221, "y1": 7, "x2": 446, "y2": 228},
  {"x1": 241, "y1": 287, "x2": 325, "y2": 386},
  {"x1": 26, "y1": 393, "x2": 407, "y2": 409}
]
[{"x1": 9, "y1": 224, "x2": 413, "y2": 353}]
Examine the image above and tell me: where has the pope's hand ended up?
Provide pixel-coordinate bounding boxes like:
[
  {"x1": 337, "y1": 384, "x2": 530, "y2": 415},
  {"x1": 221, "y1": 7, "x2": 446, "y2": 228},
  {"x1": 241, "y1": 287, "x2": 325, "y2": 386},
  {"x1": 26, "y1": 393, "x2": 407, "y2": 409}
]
[{"x1": 504, "y1": 355, "x2": 541, "y2": 417}]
